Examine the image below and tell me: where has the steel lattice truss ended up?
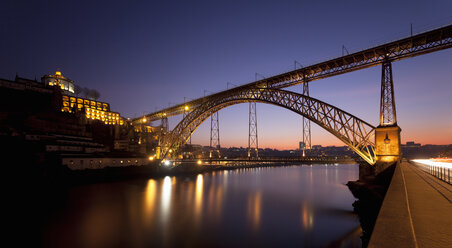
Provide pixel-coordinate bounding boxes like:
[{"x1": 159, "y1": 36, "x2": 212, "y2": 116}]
[
  {"x1": 160, "y1": 88, "x2": 377, "y2": 164},
  {"x1": 248, "y1": 102, "x2": 258, "y2": 158},
  {"x1": 380, "y1": 61, "x2": 397, "y2": 126},
  {"x1": 302, "y1": 82, "x2": 311, "y2": 157},
  {"x1": 133, "y1": 24, "x2": 452, "y2": 125},
  {"x1": 209, "y1": 111, "x2": 220, "y2": 158}
]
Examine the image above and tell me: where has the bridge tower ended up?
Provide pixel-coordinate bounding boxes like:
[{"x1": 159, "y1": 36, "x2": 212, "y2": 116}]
[
  {"x1": 302, "y1": 81, "x2": 311, "y2": 157},
  {"x1": 375, "y1": 59, "x2": 401, "y2": 164},
  {"x1": 183, "y1": 105, "x2": 192, "y2": 144},
  {"x1": 156, "y1": 116, "x2": 169, "y2": 159},
  {"x1": 248, "y1": 102, "x2": 259, "y2": 159},
  {"x1": 161, "y1": 116, "x2": 169, "y2": 133},
  {"x1": 210, "y1": 111, "x2": 220, "y2": 158}
]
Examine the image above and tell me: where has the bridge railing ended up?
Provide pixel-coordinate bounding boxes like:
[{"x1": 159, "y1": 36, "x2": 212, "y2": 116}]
[{"x1": 412, "y1": 159, "x2": 452, "y2": 185}]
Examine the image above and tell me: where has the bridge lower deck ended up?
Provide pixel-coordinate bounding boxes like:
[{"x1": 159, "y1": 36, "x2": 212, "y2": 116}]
[{"x1": 369, "y1": 162, "x2": 452, "y2": 248}]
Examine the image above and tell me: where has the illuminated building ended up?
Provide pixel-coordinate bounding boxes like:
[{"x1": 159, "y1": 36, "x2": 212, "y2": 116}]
[
  {"x1": 61, "y1": 95, "x2": 124, "y2": 125},
  {"x1": 1, "y1": 71, "x2": 156, "y2": 157},
  {"x1": 41, "y1": 70, "x2": 125, "y2": 126},
  {"x1": 42, "y1": 70, "x2": 75, "y2": 93}
]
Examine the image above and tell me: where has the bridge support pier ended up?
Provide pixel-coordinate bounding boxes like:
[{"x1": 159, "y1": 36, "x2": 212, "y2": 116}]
[
  {"x1": 375, "y1": 126, "x2": 401, "y2": 171},
  {"x1": 302, "y1": 81, "x2": 311, "y2": 157},
  {"x1": 248, "y1": 102, "x2": 258, "y2": 159},
  {"x1": 375, "y1": 59, "x2": 401, "y2": 173},
  {"x1": 210, "y1": 111, "x2": 220, "y2": 158}
]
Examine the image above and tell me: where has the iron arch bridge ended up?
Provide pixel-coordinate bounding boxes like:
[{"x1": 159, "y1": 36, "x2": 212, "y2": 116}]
[{"x1": 160, "y1": 88, "x2": 377, "y2": 165}]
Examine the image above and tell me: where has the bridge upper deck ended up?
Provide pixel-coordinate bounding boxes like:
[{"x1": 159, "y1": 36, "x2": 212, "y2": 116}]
[{"x1": 133, "y1": 24, "x2": 452, "y2": 125}]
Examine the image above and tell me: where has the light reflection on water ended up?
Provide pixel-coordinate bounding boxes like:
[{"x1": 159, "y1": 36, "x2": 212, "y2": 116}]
[{"x1": 42, "y1": 164, "x2": 361, "y2": 248}]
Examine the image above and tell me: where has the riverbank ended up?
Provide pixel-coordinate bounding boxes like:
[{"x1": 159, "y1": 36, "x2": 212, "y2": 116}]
[{"x1": 346, "y1": 162, "x2": 396, "y2": 247}]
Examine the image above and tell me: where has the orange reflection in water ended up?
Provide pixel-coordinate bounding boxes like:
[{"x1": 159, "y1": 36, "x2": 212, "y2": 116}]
[
  {"x1": 214, "y1": 187, "x2": 223, "y2": 222},
  {"x1": 79, "y1": 203, "x2": 120, "y2": 248},
  {"x1": 301, "y1": 202, "x2": 314, "y2": 231},
  {"x1": 194, "y1": 174, "x2": 203, "y2": 219},
  {"x1": 247, "y1": 191, "x2": 262, "y2": 231},
  {"x1": 144, "y1": 179, "x2": 157, "y2": 226}
]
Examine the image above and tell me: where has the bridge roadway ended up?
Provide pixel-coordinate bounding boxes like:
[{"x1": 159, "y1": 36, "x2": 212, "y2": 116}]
[
  {"x1": 369, "y1": 162, "x2": 452, "y2": 248},
  {"x1": 133, "y1": 24, "x2": 452, "y2": 124}
]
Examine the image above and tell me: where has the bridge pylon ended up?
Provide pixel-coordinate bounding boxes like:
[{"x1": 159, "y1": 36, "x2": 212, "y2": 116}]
[
  {"x1": 161, "y1": 116, "x2": 169, "y2": 133},
  {"x1": 210, "y1": 111, "x2": 220, "y2": 158},
  {"x1": 375, "y1": 59, "x2": 401, "y2": 165},
  {"x1": 183, "y1": 105, "x2": 192, "y2": 145},
  {"x1": 248, "y1": 102, "x2": 258, "y2": 159},
  {"x1": 302, "y1": 81, "x2": 311, "y2": 157}
]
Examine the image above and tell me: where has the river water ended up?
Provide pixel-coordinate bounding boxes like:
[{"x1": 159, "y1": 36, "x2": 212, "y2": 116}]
[{"x1": 40, "y1": 164, "x2": 362, "y2": 248}]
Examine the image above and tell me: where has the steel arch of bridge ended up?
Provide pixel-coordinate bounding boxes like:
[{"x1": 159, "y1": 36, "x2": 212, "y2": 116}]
[{"x1": 160, "y1": 88, "x2": 377, "y2": 164}]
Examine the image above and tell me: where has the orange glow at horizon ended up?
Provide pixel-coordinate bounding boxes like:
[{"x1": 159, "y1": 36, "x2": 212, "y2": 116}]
[{"x1": 194, "y1": 130, "x2": 451, "y2": 150}]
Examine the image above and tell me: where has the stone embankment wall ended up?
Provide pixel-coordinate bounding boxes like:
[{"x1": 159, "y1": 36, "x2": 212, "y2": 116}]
[{"x1": 62, "y1": 157, "x2": 150, "y2": 170}]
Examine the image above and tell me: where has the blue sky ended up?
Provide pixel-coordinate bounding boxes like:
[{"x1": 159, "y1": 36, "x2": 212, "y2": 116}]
[{"x1": 1, "y1": 0, "x2": 451, "y2": 149}]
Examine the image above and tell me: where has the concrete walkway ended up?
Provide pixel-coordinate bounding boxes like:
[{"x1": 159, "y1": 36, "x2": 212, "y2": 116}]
[{"x1": 369, "y1": 162, "x2": 452, "y2": 248}]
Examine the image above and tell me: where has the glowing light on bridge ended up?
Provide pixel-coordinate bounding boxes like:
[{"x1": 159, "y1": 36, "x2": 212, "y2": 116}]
[
  {"x1": 197, "y1": 160, "x2": 202, "y2": 165},
  {"x1": 148, "y1": 156, "x2": 155, "y2": 161},
  {"x1": 412, "y1": 159, "x2": 452, "y2": 169},
  {"x1": 162, "y1": 160, "x2": 171, "y2": 166}
]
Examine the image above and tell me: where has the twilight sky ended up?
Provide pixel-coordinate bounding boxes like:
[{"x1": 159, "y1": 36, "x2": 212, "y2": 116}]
[{"x1": 1, "y1": 0, "x2": 451, "y2": 149}]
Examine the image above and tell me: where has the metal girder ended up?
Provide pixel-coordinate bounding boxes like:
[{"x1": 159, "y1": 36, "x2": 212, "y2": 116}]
[
  {"x1": 380, "y1": 60, "x2": 397, "y2": 126},
  {"x1": 248, "y1": 102, "x2": 258, "y2": 158},
  {"x1": 209, "y1": 111, "x2": 220, "y2": 158},
  {"x1": 160, "y1": 88, "x2": 376, "y2": 164},
  {"x1": 132, "y1": 24, "x2": 452, "y2": 125},
  {"x1": 161, "y1": 117, "x2": 169, "y2": 132},
  {"x1": 302, "y1": 81, "x2": 311, "y2": 157}
]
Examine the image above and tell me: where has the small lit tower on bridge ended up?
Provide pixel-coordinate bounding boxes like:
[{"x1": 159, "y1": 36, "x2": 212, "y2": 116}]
[
  {"x1": 161, "y1": 116, "x2": 169, "y2": 133},
  {"x1": 375, "y1": 58, "x2": 401, "y2": 164},
  {"x1": 183, "y1": 99, "x2": 192, "y2": 145}
]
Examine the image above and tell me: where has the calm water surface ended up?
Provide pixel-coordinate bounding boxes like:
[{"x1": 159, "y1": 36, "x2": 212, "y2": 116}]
[{"x1": 41, "y1": 164, "x2": 361, "y2": 248}]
